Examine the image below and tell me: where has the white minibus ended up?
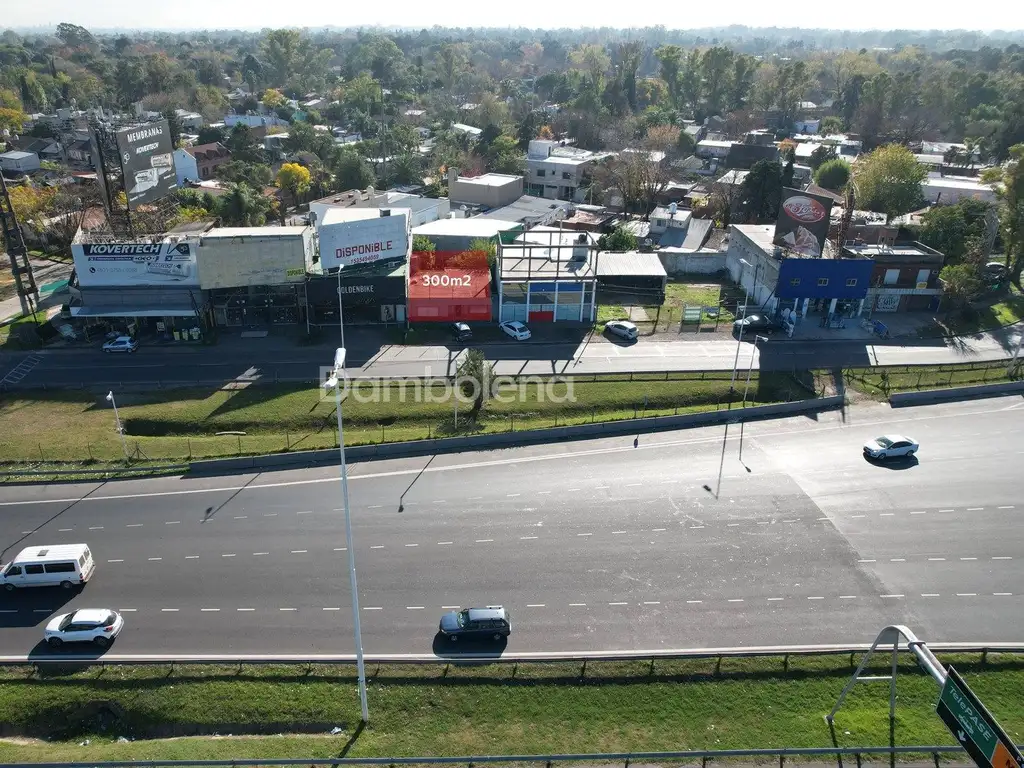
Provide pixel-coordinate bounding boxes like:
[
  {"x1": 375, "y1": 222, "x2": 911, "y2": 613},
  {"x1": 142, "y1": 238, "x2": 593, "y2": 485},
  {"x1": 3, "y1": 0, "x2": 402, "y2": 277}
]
[{"x1": 0, "y1": 544, "x2": 96, "y2": 591}]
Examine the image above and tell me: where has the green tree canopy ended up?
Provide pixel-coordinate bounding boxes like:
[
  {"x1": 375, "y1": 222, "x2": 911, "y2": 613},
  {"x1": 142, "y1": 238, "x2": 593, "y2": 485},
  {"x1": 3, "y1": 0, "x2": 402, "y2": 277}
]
[
  {"x1": 853, "y1": 144, "x2": 927, "y2": 222},
  {"x1": 814, "y1": 158, "x2": 851, "y2": 191}
]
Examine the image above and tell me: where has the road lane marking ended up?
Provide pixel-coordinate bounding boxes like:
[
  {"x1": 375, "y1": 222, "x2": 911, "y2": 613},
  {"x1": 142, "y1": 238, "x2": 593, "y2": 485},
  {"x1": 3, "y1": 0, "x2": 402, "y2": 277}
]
[
  {"x1": 644, "y1": 601, "x2": 662, "y2": 605},
  {"x1": 998, "y1": 505, "x2": 1015, "y2": 509},
  {"x1": 690, "y1": 525, "x2": 705, "y2": 529},
  {"x1": 253, "y1": 552, "x2": 269, "y2": 556},
  {"x1": 333, "y1": 547, "x2": 347, "y2": 551},
  {"x1": 960, "y1": 557, "x2": 978, "y2": 561},
  {"x1": 537, "y1": 491, "x2": 551, "y2": 495},
  {"x1": 89, "y1": 526, "x2": 103, "y2": 530},
  {"x1": 859, "y1": 559, "x2": 876, "y2": 563},
  {"x1": 119, "y1": 608, "x2": 137, "y2": 612},
  {"x1": 757, "y1": 521, "x2": 770, "y2": 525},
  {"x1": 297, "y1": 510, "x2": 312, "y2": 515},
  {"x1": 222, "y1": 553, "x2": 236, "y2": 557},
  {"x1": 993, "y1": 556, "x2": 1013, "y2": 560},
  {"x1": 957, "y1": 593, "x2": 977, "y2": 597},
  {"x1": 612, "y1": 531, "x2": 626, "y2": 534},
  {"x1": 233, "y1": 516, "x2": 248, "y2": 519},
  {"x1": 520, "y1": 536, "x2": 538, "y2": 540},
  {"x1": 370, "y1": 545, "x2": 384, "y2": 549},
  {"x1": 994, "y1": 592, "x2": 1013, "y2": 596},
  {"x1": 201, "y1": 608, "x2": 220, "y2": 612},
  {"x1": 31, "y1": 609, "x2": 51, "y2": 613},
  {"x1": 967, "y1": 507, "x2": 984, "y2": 511},
  {"x1": 782, "y1": 519, "x2": 798, "y2": 523},
  {"x1": 433, "y1": 500, "x2": 447, "y2": 504},
  {"x1": 468, "y1": 497, "x2": 483, "y2": 501},
  {"x1": 685, "y1": 600, "x2": 702, "y2": 604},
  {"x1": 165, "y1": 521, "x2": 180, "y2": 525},
  {"x1": 939, "y1": 509, "x2": 954, "y2": 513},
  {"x1": 290, "y1": 550, "x2": 308, "y2": 554},
  {"x1": 475, "y1": 539, "x2": 494, "y2": 543},
  {"x1": 807, "y1": 596, "x2": 824, "y2": 600},
  {"x1": 368, "y1": 505, "x2": 383, "y2": 509},
  {"x1": 405, "y1": 543, "x2": 418, "y2": 547},
  {"x1": 910, "y1": 511, "x2": 927, "y2": 515},
  {"x1": 323, "y1": 607, "x2": 341, "y2": 611},
  {"x1": 929, "y1": 557, "x2": 946, "y2": 561},
  {"x1": 185, "y1": 555, "x2": 199, "y2": 559},
  {"x1": 107, "y1": 559, "x2": 123, "y2": 563},
  {"x1": 879, "y1": 513, "x2": 895, "y2": 517},
  {"x1": 921, "y1": 593, "x2": 940, "y2": 597},
  {"x1": 568, "y1": 488, "x2": 581, "y2": 492},
  {"x1": 147, "y1": 557, "x2": 162, "y2": 561},
  {"x1": 767, "y1": 597, "x2": 784, "y2": 601},
  {"x1": 595, "y1": 486, "x2": 610, "y2": 490},
  {"x1": 58, "y1": 528, "x2": 73, "y2": 532},
  {"x1": 363, "y1": 607, "x2": 382, "y2": 611},
  {"x1": 280, "y1": 608, "x2": 297, "y2": 611},
  {"x1": 626, "y1": 483, "x2": 641, "y2": 487},
  {"x1": 406, "y1": 606, "x2": 424, "y2": 610},
  {"x1": 839, "y1": 596, "x2": 857, "y2": 599},
  {"x1": 507, "y1": 493, "x2": 520, "y2": 498},
  {"x1": 727, "y1": 523, "x2": 740, "y2": 527},
  {"x1": 237, "y1": 608, "x2": 254, "y2": 612},
  {"x1": 264, "y1": 513, "x2": 278, "y2": 517},
  {"x1": 441, "y1": 605, "x2": 460, "y2": 609},
  {"x1": 609, "y1": 602, "x2": 627, "y2": 606},
  {"x1": 880, "y1": 594, "x2": 904, "y2": 598},
  {"x1": 125, "y1": 524, "x2": 142, "y2": 528},
  {"x1": 161, "y1": 608, "x2": 179, "y2": 612},
  {"x1": 651, "y1": 528, "x2": 666, "y2": 532},
  {"x1": 437, "y1": 541, "x2": 453, "y2": 545},
  {"x1": 890, "y1": 558, "x2": 906, "y2": 562},
  {"x1": 569, "y1": 603, "x2": 587, "y2": 607},
  {"x1": 577, "y1": 533, "x2": 592, "y2": 537},
  {"x1": 728, "y1": 599, "x2": 744, "y2": 603},
  {"x1": 526, "y1": 604, "x2": 545, "y2": 608}
]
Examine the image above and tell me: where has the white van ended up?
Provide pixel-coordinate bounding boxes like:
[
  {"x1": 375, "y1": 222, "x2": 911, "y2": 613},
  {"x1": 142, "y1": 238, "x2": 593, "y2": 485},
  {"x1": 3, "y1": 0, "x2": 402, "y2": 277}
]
[{"x1": 0, "y1": 544, "x2": 96, "y2": 591}]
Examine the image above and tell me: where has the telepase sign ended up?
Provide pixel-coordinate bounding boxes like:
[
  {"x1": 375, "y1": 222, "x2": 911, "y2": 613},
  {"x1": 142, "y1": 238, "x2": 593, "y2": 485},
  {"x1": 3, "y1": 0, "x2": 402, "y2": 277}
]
[
  {"x1": 318, "y1": 214, "x2": 409, "y2": 269},
  {"x1": 72, "y1": 241, "x2": 199, "y2": 287}
]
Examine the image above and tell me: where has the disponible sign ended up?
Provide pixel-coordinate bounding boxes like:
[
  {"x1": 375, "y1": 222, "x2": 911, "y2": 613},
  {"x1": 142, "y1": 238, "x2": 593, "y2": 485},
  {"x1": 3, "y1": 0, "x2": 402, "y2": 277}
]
[
  {"x1": 319, "y1": 214, "x2": 409, "y2": 269},
  {"x1": 72, "y1": 241, "x2": 199, "y2": 287}
]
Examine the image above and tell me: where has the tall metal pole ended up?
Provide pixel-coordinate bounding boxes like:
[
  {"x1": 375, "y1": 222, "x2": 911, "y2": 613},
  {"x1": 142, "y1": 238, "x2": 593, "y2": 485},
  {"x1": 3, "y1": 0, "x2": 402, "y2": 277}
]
[
  {"x1": 729, "y1": 264, "x2": 750, "y2": 391},
  {"x1": 336, "y1": 266, "x2": 346, "y2": 349},
  {"x1": 328, "y1": 350, "x2": 368, "y2": 723},
  {"x1": 106, "y1": 391, "x2": 130, "y2": 463}
]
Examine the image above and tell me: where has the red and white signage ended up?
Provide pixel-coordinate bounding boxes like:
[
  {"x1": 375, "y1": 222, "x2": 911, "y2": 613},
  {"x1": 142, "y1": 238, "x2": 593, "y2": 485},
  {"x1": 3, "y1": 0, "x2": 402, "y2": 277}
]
[{"x1": 319, "y1": 213, "x2": 409, "y2": 269}]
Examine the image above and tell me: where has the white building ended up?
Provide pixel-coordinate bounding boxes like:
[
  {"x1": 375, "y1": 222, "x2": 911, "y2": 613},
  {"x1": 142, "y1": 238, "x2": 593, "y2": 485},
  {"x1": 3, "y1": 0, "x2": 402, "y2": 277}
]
[
  {"x1": 649, "y1": 204, "x2": 692, "y2": 237},
  {"x1": 0, "y1": 150, "x2": 41, "y2": 174},
  {"x1": 526, "y1": 139, "x2": 608, "y2": 203},
  {"x1": 310, "y1": 189, "x2": 450, "y2": 229},
  {"x1": 695, "y1": 139, "x2": 734, "y2": 160},
  {"x1": 922, "y1": 176, "x2": 997, "y2": 205}
]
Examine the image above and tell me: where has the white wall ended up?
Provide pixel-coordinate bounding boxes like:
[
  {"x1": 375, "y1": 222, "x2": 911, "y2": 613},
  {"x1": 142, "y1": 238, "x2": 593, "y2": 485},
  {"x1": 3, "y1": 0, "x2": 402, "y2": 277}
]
[
  {"x1": 173, "y1": 148, "x2": 198, "y2": 186},
  {"x1": 197, "y1": 233, "x2": 309, "y2": 289},
  {"x1": 658, "y1": 251, "x2": 727, "y2": 275}
]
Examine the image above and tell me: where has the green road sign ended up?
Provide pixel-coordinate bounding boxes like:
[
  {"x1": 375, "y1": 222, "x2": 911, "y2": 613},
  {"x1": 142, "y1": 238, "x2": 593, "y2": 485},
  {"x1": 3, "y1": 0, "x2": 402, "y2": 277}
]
[{"x1": 936, "y1": 666, "x2": 1023, "y2": 768}]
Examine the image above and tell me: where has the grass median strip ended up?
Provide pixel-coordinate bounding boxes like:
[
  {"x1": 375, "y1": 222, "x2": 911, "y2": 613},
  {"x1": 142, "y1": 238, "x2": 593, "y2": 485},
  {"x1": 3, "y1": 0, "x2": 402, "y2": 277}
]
[
  {"x1": 841, "y1": 361, "x2": 1016, "y2": 398},
  {"x1": 0, "y1": 653, "x2": 1021, "y2": 761},
  {"x1": 0, "y1": 372, "x2": 805, "y2": 465}
]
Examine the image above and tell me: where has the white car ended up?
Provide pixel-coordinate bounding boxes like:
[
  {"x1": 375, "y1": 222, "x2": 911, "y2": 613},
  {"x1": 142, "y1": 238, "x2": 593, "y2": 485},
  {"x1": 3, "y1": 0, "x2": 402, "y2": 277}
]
[
  {"x1": 499, "y1": 321, "x2": 532, "y2": 341},
  {"x1": 44, "y1": 608, "x2": 124, "y2": 648},
  {"x1": 863, "y1": 435, "x2": 919, "y2": 460},
  {"x1": 102, "y1": 336, "x2": 138, "y2": 353},
  {"x1": 605, "y1": 320, "x2": 639, "y2": 341}
]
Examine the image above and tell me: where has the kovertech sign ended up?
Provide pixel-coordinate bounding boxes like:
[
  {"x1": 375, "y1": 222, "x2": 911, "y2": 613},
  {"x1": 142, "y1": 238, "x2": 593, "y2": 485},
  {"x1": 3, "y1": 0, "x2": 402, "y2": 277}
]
[{"x1": 72, "y1": 241, "x2": 199, "y2": 287}]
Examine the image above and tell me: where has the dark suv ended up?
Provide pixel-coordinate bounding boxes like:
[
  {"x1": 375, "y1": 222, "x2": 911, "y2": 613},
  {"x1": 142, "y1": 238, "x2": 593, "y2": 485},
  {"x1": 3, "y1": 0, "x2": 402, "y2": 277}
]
[
  {"x1": 451, "y1": 322, "x2": 473, "y2": 342},
  {"x1": 438, "y1": 605, "x2": 511, "y2": 641}
]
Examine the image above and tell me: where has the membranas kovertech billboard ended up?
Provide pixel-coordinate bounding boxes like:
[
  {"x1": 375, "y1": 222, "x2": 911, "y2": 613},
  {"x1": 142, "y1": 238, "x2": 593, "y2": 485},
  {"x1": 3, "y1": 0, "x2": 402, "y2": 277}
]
[
  {"x1": 71, "y1": 240, "x2": 198, "y2": 287},
  {"x1": 116, "y1": 120, "x2": 178, "y2": 210}
]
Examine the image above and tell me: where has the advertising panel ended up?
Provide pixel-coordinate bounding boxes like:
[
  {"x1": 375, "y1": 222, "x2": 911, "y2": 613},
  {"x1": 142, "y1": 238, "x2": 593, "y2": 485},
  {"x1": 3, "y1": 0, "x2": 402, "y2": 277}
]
[
  {"x1": 196, "y1": 230, "x2": 310, "y2": 290},
  {"x1": 407, "y1": 248, "x2": 492, "y2": 323},
  {"x1": 72, "y1": 240, "x2": 199, "y2": 287},
  {"x1": 773, "y1": 187, "x2": 834, "y2": 258},
  {"x1": 116, "y1": 120, "x2": 178, "y2": 210},
  {"x1": 319, "y1": 214, "x2": 409, "y2": 270}
]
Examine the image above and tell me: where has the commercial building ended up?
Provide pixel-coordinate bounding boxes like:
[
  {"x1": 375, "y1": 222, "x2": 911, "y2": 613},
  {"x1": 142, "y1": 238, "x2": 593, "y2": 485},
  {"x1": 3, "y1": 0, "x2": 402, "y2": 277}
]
[
  {"x1": 69, "y1": 223, "x2": 214, "y2": 341},
  {"x1": 447, "y1": 169, "x2": 523, "y2": 209},
  {"x1": 412, "y1": 217, "x2": 520, "y2": 252},
  {"x1": 198, "y1": 227, "x2": 313, "y2": 327},
  {"x1": 497, "y1": 227, "x2": 598, "y2": 323},
  {"x1": 841, "y1": 242, "x2": 945, "y2": 313},
  {"x1": 318, "y1": 208, "x2": 411, "y2": 271},
  {"x1": 595, "y1": 251, "x2": 667, "y2": 303},
  {"x1": 306, "y1": 261, "x2": 408, "y2": 326}
]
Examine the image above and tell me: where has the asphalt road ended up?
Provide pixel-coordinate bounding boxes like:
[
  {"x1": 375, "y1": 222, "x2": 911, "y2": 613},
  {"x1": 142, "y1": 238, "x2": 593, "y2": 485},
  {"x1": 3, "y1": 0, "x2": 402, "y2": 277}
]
[
  {"x1": 2, "y1": 324, "x2": 1022, "y2": 389},
  {"x1": 0, "y1": 396, "x2": 1021, "y2": 655}
]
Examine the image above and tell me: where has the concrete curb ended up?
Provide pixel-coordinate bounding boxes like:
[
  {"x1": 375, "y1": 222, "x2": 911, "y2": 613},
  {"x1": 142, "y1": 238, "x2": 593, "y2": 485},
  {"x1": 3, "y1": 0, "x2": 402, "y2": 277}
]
[
  {"x1": 188, "y1": 396, "x2": 843, "y2": 475},
  {"x1": 889, "y1": 380, "x2": 1024, "y2": 407}
]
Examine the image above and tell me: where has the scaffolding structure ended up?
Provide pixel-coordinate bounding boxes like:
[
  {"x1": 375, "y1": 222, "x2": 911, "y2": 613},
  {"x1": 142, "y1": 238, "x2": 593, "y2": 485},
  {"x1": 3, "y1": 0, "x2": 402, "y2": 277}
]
[{"x1": 0, "y1": 172, "x2": 38, "y2": 315}]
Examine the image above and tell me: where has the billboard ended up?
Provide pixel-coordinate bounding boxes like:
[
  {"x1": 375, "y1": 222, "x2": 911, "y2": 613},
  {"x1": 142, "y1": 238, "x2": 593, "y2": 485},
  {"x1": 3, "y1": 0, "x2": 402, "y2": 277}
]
[
  {"x1": 319, "y1": 213, "x2": 409, "y2": 270},
  {"x1": 72, "y1": 240, "x2": 198, "y2": 287},
  {"x1": 116, "y1": 120, "x2": 178, "y2": 210},
  {"x1": 773, "y1": 187, "x2": 834, "y2": 258}
]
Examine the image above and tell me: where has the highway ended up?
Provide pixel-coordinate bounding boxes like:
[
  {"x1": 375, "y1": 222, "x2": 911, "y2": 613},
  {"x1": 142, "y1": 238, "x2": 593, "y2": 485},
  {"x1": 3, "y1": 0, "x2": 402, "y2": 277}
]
[
  {"x1": 0, "y1": 396, "x2": 1021, "y2": 655},
  {"x1": 2, "y1": 323, "x2": 1022, "y2": 389}
]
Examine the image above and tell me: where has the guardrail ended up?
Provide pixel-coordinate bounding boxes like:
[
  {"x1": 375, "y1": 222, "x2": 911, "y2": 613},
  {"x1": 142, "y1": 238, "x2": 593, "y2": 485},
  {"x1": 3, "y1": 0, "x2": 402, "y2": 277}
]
[
  {"x1": 0, "y1": 745, "x2": 1015, "y2": 768},
  {"x1": 4, "y1": 641, "x2": 1023, "y2": 668}
]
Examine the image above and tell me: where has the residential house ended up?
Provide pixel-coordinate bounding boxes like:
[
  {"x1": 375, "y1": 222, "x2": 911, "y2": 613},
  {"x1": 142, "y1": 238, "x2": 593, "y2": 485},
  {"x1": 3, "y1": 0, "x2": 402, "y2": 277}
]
[
  {"x1": 526, "y1": 139, "x2": 609, "y2": 203},
  {"x1": 65, "y1": 138, "x2": 93, "y2": 167},
  {"x1": 451, "y1": 123, "x2": 483, "y2": 138},
  {"x1": 174, "y1": 110, "x2": 205, "y2": 131},
  {"x1": 712, "y1": 169, "x2": 749, "y2": 194},
  {"x1": 448, "y1": 169, "x2": 523, "y2": 209},
  {"x1": 0, "y1": 150, "x2": 41, "y2": 174},
  {"x1": 478, "y1": 195, "x2": 570, "y2": 227},
  {"x1": 842, "y1": 241, "x2": 945, "y2": 313},
  {"x1": 648, "y1": 203, "x2": 692, "y2": 247},
  {"x1": 11, "y1": 137, "x2": 62, "y2": 162},
  {"x1": 725, "y1": 142, "x2": 779, "y2": 170},
  {"x1": 264, "y1": 133, "x2": 289, "y2": 159},
  {"x1": 696, "y1": 139, "x2": 733, "y2": 160},
  {"x1": 173, "y1": 142, "x2": 230, "y2": 185},
  {"x1": 922, "y1": 175, "x2": 997, "y2": 205}
]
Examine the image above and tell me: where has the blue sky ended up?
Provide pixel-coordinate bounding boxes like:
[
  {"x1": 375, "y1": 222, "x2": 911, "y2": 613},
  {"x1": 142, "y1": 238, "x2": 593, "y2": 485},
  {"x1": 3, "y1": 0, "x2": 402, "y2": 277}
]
[{"x1": 6, "y1": 0, "x2": 1024, "y2": 33}]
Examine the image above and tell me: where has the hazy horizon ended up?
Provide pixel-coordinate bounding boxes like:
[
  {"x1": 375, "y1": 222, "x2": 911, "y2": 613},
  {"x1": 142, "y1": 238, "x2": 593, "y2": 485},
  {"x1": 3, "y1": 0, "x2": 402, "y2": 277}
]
[{"x1": 4, "y1": 0, "x2": 1023, "y2": 35}]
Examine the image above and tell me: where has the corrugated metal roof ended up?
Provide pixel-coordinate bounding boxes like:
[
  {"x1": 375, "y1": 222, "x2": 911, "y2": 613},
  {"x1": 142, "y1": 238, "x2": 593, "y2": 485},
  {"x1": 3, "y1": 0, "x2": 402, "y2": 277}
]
[
  {"x1": 201, "y1": 226, "x2": 307, "y2": 238},
  {"x1": 596, "y1": 251, "x2": 667, "y2": 278},
  {"x1": 681, "y1": 219, "x2": 713, "y2": 250}
]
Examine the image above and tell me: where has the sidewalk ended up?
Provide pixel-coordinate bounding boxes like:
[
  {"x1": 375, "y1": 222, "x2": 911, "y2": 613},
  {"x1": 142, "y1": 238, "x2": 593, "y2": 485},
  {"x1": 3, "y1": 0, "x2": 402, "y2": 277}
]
[{"x1": 0, "y1": 257, "x2": 74, "y2": 325}]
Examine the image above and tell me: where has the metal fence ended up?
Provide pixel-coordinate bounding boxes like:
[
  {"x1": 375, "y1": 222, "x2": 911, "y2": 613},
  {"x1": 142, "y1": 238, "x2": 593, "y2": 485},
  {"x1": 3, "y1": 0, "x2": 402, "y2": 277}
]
[{"x1": 0, "y1": 745, "x2": 1010, "y2": 768}]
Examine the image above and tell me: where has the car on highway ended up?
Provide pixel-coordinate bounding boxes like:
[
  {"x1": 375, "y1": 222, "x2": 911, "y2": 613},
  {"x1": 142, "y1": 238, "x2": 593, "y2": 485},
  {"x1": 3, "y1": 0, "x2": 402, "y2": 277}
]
[
  {"x1": 732, "y1": 314, "x2": 781, "y2": 335},
  {"x1": 451, "y1": 322, "x2": 473, "y2": 342},
  {"x1": 439, "y1": 605, "x2": 512, "y2": 641},
  {"x1": 102, "y1": 336, "x2": 138, "y2": 353},
  {"x1": 863, "y1": 434, "x2": 919, "y2": 460},
  {"x1": 44, "y1": 608, "x2": 124, "y2": 648},
  {"x1": 499, "y1": 321, "x2": 532, "y2": 341},
  {"x1": 604, "y1": 320, "x2": 639, "y2": 341}
]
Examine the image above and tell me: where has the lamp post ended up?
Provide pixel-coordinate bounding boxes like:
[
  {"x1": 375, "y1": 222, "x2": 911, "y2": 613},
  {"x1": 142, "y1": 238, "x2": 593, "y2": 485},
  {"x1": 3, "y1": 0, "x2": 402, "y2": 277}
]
[
  {"x1": 730, "y1": 258, "x2": 755, "y2": 391},
  {"x1": 335, "y1": 264, "x2": 346, "y2": 349},
  {"x1": 105, "y1": 390, "x2": 130, "y2": 463},
  {"x1": 742, "y1": 335, "x2": 769, "y2": 409},
  {"x1": 322, "y1": 348, "x2": 369, "y2": 723}
]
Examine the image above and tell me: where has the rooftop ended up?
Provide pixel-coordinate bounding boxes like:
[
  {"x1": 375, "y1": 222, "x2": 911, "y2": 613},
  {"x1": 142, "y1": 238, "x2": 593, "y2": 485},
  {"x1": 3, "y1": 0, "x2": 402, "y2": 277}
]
[
  {"x1": 201, "y1": 226, "x2": 308, "y2": 240},
  {"x1": 0, "y1": 150, "x2": 35, "y2": 160},
  {"x1": 451, "y1": 123, "x2": 482, "y2": 136},
  {"x1": 841, "y1": 242, "x2": 944, "y2": 261},
  {"x1": 596, "y1": 251, "x2": 667, "y2": 278},
  {"x1": 923, "y1": 176, "x2": 994, "y2": 190},
  {"x1": 455, "y1": 173, "x2": 522, "y2": 187},
  {"x1": 412, "y1": 217, "x2": 519, "y2": 238},
  {"x1": 479, "y1": 195, "x2": 569, "y2": 223}
]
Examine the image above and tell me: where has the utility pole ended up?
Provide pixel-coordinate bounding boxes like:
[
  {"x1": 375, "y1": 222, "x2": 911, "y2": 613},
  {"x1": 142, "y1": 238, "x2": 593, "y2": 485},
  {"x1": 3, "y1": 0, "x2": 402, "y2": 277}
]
[{"x1": 0, "y1": 172, "x2": 39, "y2": 316}]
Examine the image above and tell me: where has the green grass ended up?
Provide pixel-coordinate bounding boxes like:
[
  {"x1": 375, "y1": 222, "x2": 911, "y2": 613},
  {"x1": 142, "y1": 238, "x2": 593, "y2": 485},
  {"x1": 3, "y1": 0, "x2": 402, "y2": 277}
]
[
  {"x1": 843, "y1": 361, "x2": 1016, "y2": 398},
  {"x1": 0, "y1": 311, "x2": 48, "y2": 350},
  {"x1": 0, "y1": 372, "x2": 806, "y2": 466},
  {"x1": 918, "y1": 291, "x2": 1024, "y2": 338},
  {"x1": 597, "y1": 279, "x2": 745, "y2": 334},
  {"x1": 0, "y1": 654, "x2": 1020, "y2": 761}
]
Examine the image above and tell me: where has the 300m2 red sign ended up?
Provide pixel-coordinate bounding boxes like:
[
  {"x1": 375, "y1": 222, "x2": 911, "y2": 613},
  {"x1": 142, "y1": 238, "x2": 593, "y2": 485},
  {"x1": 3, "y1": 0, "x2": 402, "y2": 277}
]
[{"x1": 408, "y1": 249, "x2": 492, "y2": 322}]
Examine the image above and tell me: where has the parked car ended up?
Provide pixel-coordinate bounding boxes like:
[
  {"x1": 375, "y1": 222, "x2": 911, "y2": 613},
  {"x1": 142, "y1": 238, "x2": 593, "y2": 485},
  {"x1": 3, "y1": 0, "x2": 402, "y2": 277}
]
[
  {"x1": 604, "y1": 320, "x2": 639, "y2": 341},
  {"x1": 438, "y1": 605, "x2": 512, "y2": 641},
  {"x1": 499, "y1": 321, "x2": 532, "y2": 341},
  {"x1": 451, "y1": 322, "x2": 473, "y2": 342},
  {"x1": 863, "y1": 435, "x2": 919, "y2": 460},
  {"x1": 733, "y1": 314, "x2": 781, "y2": 335},
  {"x1": 102, "y1": 336, "x2": 138, "y2": 353},
  {"x1": 44, "y1": 608, "x2": 124, "y2": 648}
]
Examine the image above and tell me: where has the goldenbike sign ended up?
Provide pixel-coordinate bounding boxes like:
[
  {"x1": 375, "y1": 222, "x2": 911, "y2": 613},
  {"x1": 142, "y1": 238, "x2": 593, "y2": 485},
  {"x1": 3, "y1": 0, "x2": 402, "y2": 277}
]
[{"x1": 72, "y1": 240, "x2": 199, "y2": 287}]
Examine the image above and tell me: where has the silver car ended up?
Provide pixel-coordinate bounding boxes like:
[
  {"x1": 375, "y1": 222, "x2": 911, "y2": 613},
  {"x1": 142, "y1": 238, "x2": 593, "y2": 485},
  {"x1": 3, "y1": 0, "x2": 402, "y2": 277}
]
[
  {"x1": 863, "y1": 435, "x2": 919, "y2": 460},
  {"x1": 604, "y1": 320, "x2": 639, "y2": 341}
]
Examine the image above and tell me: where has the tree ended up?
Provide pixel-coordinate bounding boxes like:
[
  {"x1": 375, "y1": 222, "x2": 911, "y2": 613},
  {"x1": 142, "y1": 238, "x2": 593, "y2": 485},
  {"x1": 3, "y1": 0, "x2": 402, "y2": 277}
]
[
  {"x1": 197, "y1": 125, "x2": 227, "y2": 145},
  {"x1": 436, "y1": 42, "x2": 467, "y2": 92},
  {"x1": 808, "y1": 144, "x2": 838, "y2": 171},
  {"x1": 276, "y1": 162, "x2": 311, "y2": 204},
  {"x1": 483, "y1": 134, "x2": 525, "y2": 176},
  {"x1": 597, "y1": 225, "x2": 638, "y2": 252},
  {"x1": 616, "y1": 40, "x2": 645, "y2": 113},
  {"x1": 655, "y1": 45, "x2": 683, "y2": 108},
  {"x1": 55, "y1": 22, "x2": 96, "y2": 49},
  {"x1": 455, "y1": 348, "x2": 494, "y2": 418},
  {"x1": 161, "y1": 108, "x2": 183, "y2": 149},
  {"x1": 984, "y1": 144, "x2": 1024, "y2": 287},
  {"x1": 334, "y1": 150, "x2": 375, "y2": 192},
  {"x1": 0, "y1": 88, "x2": 25, "y2": 132},
  {"x1": 468, "y1": 237, "x2": 498, "y2": 268},
  {"x1": 819, "y1": 116, "x2": 844, "y2": 135},
  {"x1": 262, "y1": 88, "x2": 285, "y2": 109},
  {"x1": 412, "y1": 235, "x2": 435, "y2": 254},
  {"x1": 814, "y1": 158, "x2": 851, "y2": 191},
  {"x1": 215, "y1": 160, "x2": 273, "y2": 188},
  {"x1": 853, "y1": 144, "x2": 927, "y2": 222},
  {"x1": 740, "y1": 160, "x2": 784, "y2": 223},
  {"x1": 224, "y1": 123, "x2": 266, "y2": 164},
  {"x1": 918, "y1": 199, "x2": 991, "y2": 263},
  {"x1": 216, "y1": 183, "x2": 274, "y2": 226},
  {"x1": 939, "y1": 262, "x2": 984, "y2": 313},
  {"x1": 676, "y1": 129, "x2": 695, "y2": 157},
  {"x1": 7, "y1": 185, "x2": 56, "y2": 236}
]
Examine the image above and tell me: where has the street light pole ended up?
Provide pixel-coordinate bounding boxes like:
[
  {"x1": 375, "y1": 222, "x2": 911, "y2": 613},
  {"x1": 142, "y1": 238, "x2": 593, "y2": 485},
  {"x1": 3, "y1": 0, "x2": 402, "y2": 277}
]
[
  {"x1": 336, "y1": 265, "x2": 346, "y2": 349},
  {"x1": 105, "y1": 390, "x2": 130, "y2": 463},
  {"x1": 742, "y1": 335, "x2": 768, "y2": 409},
  {"x1": 323, "y1": 348, "x2": 368, "y2": 723},
  {"x1": 730, "y1": 258, "x2": 754, "y2": 391}
]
